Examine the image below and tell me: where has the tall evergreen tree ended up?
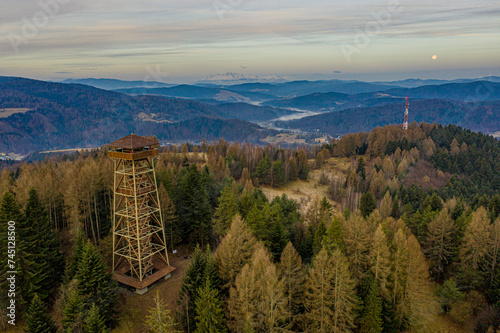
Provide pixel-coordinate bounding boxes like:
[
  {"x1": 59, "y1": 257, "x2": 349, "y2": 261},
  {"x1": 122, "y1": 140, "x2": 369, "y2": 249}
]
[
  {"x1": 75, "y1": 241, "x2": 118, "y2": 328},
  {"x1": 177, "y1": 245, "x2": 207, "y2": 332},
  {"x1": 360, "y1": 192, "x2": 377, "y2": 218},
  {"x1": 65, "y1": 231, "x2": 86, "y2": 283},
  {"x1": 213, "y1": 180, "x2": 239, "y2": 237},
  {"x1": 194, "y1": 278, "x2": 227, "y2": 333},
  {"x1": 312, "y1": 220, "x2": 327, "y2": 255},
  {"x1": 24, "y1": 294, "x2": 58, "y2": 333},
  {"x1": 175, "y1": 164, "x2": 211, "y2": 245},
  {"x1": 20, "y1": 189, "x2": 65, "y2": 303},
  {"x1": 424, "y1": 209, "x2": 456, "y2": 280},
  {"x1": 62, "y1": 288, "x2": 84, "y2": 332},
  {"x1": 322, "y1": 215, "x2": 344, "y2": 253},
  {"x1": 271, "y1": 160, "x2": 286, "y2": 188},
  {"x1": 159, "y1": 183, "x2": 181, "y2": 253},
  {"x1": 360, "y1": 280, "x2": 383, "y2": 333},
  {"x1": 0, "y1": 192, "x2": 22, "y2": 324}
]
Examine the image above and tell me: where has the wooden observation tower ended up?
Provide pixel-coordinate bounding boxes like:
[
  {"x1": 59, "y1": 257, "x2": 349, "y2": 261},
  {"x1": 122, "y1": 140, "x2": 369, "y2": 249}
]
[{"x1": 107, "y1": 134, "x2": 175, "y2": 293}]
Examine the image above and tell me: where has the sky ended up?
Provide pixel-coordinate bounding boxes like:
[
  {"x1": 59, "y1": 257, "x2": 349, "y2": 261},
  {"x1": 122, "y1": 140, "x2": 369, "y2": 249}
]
[{"x1": 0, "y1": 0, "x2": 499, "y2": 83}]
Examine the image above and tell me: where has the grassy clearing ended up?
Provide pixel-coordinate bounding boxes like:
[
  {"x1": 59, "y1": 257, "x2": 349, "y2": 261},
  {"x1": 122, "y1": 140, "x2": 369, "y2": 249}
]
[
  {"x1": 262, "y1": 133, "x2": 306, "y2": 144},
  {"x1": 0, "y1": 108, "x2": 30, "y2": 118},
  {"x1": 260, "y1": 156, "x2": 351, "y2": 214}
]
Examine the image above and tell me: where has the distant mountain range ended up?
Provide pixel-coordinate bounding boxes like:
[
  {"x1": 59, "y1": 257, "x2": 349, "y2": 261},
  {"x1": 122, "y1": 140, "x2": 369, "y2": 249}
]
[
  {"x1": 61, "y1": 78, "x2": 175, "y2": 90},
  {"x1": 275, "y1": 99, "x2": 500, "y2": 136},
  {"x1": 0, "y1": 77, "x2": 286, "y2": 154},
  {"x1": 1, "y1": 75, "x2": 499, "y2": 155},
  {"x1": 196, "y1": 72, "x2": 289, "y2": 85}
]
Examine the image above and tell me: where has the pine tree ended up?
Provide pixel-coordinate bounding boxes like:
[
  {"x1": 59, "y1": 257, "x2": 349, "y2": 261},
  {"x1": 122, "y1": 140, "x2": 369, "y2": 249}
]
[
  {"x1": 83, "y1": 304, "x2": 107, "y2": 333},
  {"x1": 360, "y1": 280, "x2": 383, "y2": 333},
  {"x1": 424, "y1": 209, "x2": 456, "y2": 280},
  {"x1": 214, "y1": 216, "x2": 257, "y2": 289},
  {"x1": 75, "y1": 241, "x2": 118, "y2": 327},
  {"x1": 146, "y1": 290, "x2": 179, "y2": 333},
  {"x1": 304, "y1": 249, "x2": 358, "y2": 332},
  {"x1": 213, "y1": 181, "x2": 239, "y2": 237},
  {"x1": 194, "y1": 278, "x2": 227, "y2": 333},
  {"x1": 24, "y1": 294, "x2": 58, "y2": 333},
  {"x1": 278, "y1": 242, "x2": 305, "y2": 330}
]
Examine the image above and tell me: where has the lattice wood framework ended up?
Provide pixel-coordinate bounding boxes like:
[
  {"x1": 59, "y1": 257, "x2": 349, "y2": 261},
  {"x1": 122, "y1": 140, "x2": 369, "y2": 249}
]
[{"x1": 107, "y1": 134, "x2": 174, "y2": 290}]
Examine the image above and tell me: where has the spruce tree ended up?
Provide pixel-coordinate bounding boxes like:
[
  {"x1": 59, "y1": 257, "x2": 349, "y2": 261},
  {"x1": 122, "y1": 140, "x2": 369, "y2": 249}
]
[
  {"x1": 322, "y1": 215, "x2": 344, "y2": 253},
  {"x1": 360, "y1": 192, "x2": 376, "y2": 218},
  {"x1": 175, "y1": 164, "x2": 211, "y2": 245},
  {"x1": 75, "y1": 241, "x2": 118, "y2": 328},
  {"x1": 312, "y1": 220, "x2": 326, "y2": 255},
  {"x1": 159, "y1": 183, "x2": 181, "y2": 253},
  {"x1": 84, "y1": 304, "x2": 107, "y2": 333},
  {"x1": 213, "y1": 180, "x2": 239, "y2": 237},
  {"x1": 0, "y1": 192, "x2": 22, "y2": 320},
  {"x1": 62, "y1": 288, "x2": 84, "y2": 332},
  {"x1": 271, "y1": 160, "x2": 286, "y2": 188},
  {"x1": 360, "y1": 280, "x2": 383, "y2": 333},
  {"x1": 65, "y1": 231, "x2": 86, "y2": 282},
  {"x1": 21, "y1": 189, "x2": 65, "y2": 303},
  {"x1": 24, "y1": 294, "x2": 58, "y2": 333},
  {"x1": 194, "y1": 278, "x2": 227, "y2": 333},
  {"x1": 177, "y1": 245, "x2": 207, "y2": 332},
  {"x1": 424, "y1": 209, "x2": 456, "y2": 280}
]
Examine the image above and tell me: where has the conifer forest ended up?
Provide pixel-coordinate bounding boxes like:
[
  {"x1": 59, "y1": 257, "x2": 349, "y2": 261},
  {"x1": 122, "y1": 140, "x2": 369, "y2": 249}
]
[{"x1": 1, "y1": 122, "x2": 500, "y2": 332}]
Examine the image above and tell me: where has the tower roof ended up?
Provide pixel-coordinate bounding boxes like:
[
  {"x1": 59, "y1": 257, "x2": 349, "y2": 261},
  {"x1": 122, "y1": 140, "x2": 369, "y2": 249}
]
[{"x1": 107, "y1": 134, "x2": 158, "y2": 149}]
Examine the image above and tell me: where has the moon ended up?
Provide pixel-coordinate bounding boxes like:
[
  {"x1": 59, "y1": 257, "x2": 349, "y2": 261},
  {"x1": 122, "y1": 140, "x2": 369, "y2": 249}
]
[{"x1": 432, "y1": 55, "x2": 437, "y2": 60}]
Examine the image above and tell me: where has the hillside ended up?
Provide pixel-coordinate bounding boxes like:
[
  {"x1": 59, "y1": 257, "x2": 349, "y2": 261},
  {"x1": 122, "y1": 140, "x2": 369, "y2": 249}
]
[
  {"x1": 276, "y1": 99, "x2": 500, "y2": 136},
  {"x1": 0, "y1": 77, "x2": 278, "y2": 153}
]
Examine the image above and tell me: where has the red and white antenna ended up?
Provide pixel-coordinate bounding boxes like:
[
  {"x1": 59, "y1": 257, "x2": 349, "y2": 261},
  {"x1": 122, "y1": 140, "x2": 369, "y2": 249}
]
[{"x1": 403, "y1": 97, "x2": 409, "y2": 131}]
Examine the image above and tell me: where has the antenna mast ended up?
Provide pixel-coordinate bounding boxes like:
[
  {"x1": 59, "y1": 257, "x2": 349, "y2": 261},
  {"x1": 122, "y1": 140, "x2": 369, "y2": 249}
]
[{"x1": 403, "y1": 97, "x2": 409, "y2": 131}]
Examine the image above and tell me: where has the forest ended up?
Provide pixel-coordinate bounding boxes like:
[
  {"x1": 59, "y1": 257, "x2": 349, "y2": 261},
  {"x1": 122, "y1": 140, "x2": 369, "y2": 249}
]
[{"x1": 1, "y1": 122, "x2": 500, "y2": 332}]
